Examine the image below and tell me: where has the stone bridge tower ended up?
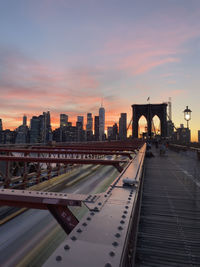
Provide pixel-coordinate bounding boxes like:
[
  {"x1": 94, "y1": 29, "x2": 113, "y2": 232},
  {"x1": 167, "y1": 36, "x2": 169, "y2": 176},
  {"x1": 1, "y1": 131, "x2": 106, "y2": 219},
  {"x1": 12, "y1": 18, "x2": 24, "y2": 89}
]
[{"x1": 132, "y1": 103, "x2": 167, "y2": 138}]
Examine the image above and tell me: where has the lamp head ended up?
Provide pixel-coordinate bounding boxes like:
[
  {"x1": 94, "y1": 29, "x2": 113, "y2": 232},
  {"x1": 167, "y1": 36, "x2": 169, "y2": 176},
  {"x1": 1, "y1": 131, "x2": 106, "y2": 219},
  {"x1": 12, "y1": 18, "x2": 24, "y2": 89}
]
[{"x1": 184, "y1": 106, "x2": 192, "y2": 121}]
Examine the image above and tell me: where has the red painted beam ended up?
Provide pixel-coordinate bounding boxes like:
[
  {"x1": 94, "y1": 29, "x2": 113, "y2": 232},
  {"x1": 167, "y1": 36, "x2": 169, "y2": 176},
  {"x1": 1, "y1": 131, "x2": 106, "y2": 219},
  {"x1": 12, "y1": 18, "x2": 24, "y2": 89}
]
[
  {"x1": 30, "y1": 141, "x2": 144, "y2": 151},
  {"x1": 30, "y1": 146, "x2": 140, "y2": 152},
  {"x1": 0, "y1": 189, "x2": 87, "y2": 209},
  {"x1": 0, "y1": 148, "x2": 133, "y2": 158},
  {"x1": 0, "y1": 189, "x2": 84, "y2": 234},
  {"x1": 48, "y1": 205, "x2": 79, "y2": 234},
  {"x1": 0, "y1": 155, "x2": 127, "y2": 165}
]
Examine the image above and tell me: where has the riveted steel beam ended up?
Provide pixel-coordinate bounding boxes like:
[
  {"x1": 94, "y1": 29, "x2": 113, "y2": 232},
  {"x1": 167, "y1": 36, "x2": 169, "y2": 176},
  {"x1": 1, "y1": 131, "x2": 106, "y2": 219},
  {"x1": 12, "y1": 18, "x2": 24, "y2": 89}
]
[
  {"x1": 47, "y1": 205, "x2": 79, "y2": 234},
  {"x1": 43, "y1": 144, "x2": 146, "y2": 267},
  {"x1": 0, "y1": 148, "x2": 134, "y2": 159}
]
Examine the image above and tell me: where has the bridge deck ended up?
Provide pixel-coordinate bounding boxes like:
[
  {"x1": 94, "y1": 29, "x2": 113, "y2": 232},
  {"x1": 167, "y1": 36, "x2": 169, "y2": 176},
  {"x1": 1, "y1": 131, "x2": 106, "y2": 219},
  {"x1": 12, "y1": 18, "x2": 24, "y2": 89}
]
[{"x1": 135, "y1": 148, "x2": 200, "y2": 266}]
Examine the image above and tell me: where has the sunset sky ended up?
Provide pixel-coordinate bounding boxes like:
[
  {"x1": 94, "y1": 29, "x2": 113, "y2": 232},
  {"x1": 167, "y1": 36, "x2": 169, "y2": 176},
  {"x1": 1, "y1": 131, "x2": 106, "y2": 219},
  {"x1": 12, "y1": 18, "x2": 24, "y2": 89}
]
[{"x1": 0, "y1": 0, "x2": 200, "y2": 140}]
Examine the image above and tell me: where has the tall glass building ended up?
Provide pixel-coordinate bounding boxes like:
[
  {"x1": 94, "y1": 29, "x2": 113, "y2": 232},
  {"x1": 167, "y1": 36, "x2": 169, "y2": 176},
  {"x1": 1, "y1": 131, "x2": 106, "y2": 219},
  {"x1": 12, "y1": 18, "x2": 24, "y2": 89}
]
[{"x1": 99, "y1": 106, "x2": 105, "y2": 141}]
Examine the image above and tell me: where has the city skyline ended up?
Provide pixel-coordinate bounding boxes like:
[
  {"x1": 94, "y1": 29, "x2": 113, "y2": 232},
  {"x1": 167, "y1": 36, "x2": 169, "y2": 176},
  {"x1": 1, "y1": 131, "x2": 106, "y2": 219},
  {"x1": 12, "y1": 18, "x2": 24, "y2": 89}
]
[
  {"x1": 0, "y1": 97, "x2": 198, "y2": 140},
  {"x1": 0, "y1": 106, "x2": 120, "y2": 133},
  {"x1": 0, "y1": 1, "x2": 200, "y2": 141}
]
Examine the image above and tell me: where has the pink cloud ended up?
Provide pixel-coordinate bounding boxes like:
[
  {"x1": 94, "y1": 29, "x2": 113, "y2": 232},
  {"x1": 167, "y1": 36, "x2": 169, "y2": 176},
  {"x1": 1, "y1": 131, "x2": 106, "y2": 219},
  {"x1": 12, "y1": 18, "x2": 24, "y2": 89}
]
[
  {"x1": 0, "y1": 50, "x2": 106, "y2": 129},
  {"x1": 131, "y1": 57, "x2": 179, "y2": 75},
  {"x1": 100, "y1": 11, "x2": 200, "y2": 76}
]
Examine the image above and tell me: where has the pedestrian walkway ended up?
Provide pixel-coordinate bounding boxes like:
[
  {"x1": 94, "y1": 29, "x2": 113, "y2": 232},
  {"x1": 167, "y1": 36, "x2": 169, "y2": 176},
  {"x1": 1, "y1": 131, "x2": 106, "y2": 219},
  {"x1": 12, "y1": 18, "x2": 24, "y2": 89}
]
[{"x1": 135, "y1": 147, "x2": 200, "y2": 266}]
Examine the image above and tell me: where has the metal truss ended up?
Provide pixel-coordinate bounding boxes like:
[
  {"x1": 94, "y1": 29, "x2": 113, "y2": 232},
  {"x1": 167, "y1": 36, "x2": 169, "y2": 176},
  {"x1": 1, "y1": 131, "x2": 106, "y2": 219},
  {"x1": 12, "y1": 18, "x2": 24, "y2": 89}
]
[
  {"x1": 0, "y1": 188, "x2": 105, "y2": 234},
  {"x1": 0, "y1": 142, "x2": 146, "y2": 266},
  {"x1": 0, "y1": 148, "x2": 134, "y2": 159},
  {"x1": 0, "y1": 140, "x2": 144, "y2": 189}
]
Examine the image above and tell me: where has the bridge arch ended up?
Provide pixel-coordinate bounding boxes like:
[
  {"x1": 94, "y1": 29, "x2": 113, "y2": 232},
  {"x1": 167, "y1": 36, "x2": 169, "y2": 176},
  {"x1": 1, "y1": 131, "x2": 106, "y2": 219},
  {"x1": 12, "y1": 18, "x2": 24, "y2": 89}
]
[
  {"x1": 151, "y1": 115, "x2": 161, "y2": 137},
  {"x1": 138, "y1": 115, "x2": 148, "y2": 138},
  {"x1": 132, "y1": 103, "x2": 167, "y2": 138}
]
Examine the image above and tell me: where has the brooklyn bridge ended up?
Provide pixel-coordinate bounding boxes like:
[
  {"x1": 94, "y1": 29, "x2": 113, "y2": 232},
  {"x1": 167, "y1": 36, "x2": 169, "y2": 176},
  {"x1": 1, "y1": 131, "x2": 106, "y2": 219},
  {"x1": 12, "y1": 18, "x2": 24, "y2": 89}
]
[{"x1": 0, "y1": 104, "x2": 199, "y2": 267}]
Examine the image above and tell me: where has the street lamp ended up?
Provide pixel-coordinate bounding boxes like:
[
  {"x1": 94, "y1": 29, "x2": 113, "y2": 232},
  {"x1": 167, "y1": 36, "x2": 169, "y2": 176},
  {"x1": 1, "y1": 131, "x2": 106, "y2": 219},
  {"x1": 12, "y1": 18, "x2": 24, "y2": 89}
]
[{"x1": 184, "y1": 106, "x2": 192, "y2": 128}]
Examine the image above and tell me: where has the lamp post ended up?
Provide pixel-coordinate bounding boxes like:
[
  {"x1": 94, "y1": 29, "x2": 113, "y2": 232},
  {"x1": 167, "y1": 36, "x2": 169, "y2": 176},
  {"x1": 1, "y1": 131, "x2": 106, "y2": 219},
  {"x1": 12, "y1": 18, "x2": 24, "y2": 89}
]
[{"x1": 183, "y1": 106, "x2": 192, "y2": 128}]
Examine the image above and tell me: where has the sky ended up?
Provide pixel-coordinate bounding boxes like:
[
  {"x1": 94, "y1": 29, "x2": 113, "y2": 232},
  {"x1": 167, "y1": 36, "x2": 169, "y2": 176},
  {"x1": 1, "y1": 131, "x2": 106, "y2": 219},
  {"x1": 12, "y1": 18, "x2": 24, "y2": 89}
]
[{"x1": 0, "y1": 0, "x2": 200, "y2": 140}]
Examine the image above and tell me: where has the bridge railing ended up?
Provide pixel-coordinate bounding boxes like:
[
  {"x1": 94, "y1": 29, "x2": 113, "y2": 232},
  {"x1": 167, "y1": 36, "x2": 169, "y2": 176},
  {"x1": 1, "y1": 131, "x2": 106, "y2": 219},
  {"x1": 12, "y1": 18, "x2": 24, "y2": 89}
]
[
  {"x1": 43, "y1": 144, "x2": 146, "y2": 267},
  {"x1": 169, "y1": 143, "x2": 200, "y2": 160},
  {"x1": 0, "y1": 139, "x2": 144, "y2": 189}
]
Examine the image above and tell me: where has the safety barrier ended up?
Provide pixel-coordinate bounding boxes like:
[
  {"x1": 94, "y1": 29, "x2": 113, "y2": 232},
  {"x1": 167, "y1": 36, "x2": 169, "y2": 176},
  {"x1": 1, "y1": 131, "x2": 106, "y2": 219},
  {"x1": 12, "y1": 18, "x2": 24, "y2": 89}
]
[{"x1": 44, "y1": 144, "x2": 146, "y2": 267}]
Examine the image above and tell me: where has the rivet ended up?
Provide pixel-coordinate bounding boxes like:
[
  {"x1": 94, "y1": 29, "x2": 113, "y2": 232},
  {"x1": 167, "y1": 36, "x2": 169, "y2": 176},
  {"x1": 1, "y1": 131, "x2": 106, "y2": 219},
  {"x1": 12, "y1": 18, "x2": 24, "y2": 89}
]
[
  {"x1": 125, "y1": 206, "x2": 129, "y2": 209},
  {"x1": 120, "y1": 220, "x2": 125, "y2": 224},
  {"x1": 64, "y1": 244, "x2": 70, "y2": 250},
  {"x1": 77, "y1": 228, "x2": 82, "y2": 233},
  {"x1": 118, "y1": 226, "x2": 123, "y2": 230},
  {"x1": 122, "y1": 215, "x2": 126, "y2": 219},
  {"x1": 56, "y1": 255, "x2": 62, "y2": 261},
  {"x1": 82, "y1": 222, "x2": 87, "y2": 226},
  {"x1": 115, "y1": 233, "x2": 121, "y2": 238},
  {"x1": 112, "y1": 241, "x2": 118, "y2": 247},
  {"x1": 128, "y1": 198, "x2": 131, "y2": 200},
  {"x1": 104, "y1": 194, "x2": 107, "y2": 197},
  {"x1": 71, "y1": 236, "x2": 77, "y2": 241},
  {"x1": 105, "y1": 263, "x2": 112, "y2": 267},
  {"x1": 87, "y1": 217, "x2": 91, "y2": 221},
  {"x1": 98, "y1": 202, "x2": 102, "y2": 206},
  {"x1": 109, "y1": 251, "x2": 115, "y2": 257},
  {"x1": 124, "y1": 211, "x2": 128, "y2": 214}
]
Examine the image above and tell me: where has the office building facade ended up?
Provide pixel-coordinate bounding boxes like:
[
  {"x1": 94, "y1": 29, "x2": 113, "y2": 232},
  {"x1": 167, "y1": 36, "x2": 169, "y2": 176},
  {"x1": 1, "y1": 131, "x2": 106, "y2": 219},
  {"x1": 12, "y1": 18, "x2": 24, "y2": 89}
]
[
  {"x1": 86, "y1": 113, "x2": 93, "y2": 141},
  {"x1": 119, "y1": 113, "x2": 127, "y2": 140},
  {"x1": 94, "y1": 116, "x2": 99, "y2": 141},
  {"x1": 99, "y1": 106, "x2": 105, "y2": 141},
  {"x1": 60, "y1": 114, "x2": 68, "y2": 127}
]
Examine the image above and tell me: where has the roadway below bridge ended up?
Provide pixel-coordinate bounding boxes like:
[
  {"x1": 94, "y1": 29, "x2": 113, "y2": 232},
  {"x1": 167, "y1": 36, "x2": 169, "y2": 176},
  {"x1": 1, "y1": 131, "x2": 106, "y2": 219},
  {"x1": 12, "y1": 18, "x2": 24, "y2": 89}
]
[{"x1": 0, "y1": 163, "x2": 119, "y2": 267}]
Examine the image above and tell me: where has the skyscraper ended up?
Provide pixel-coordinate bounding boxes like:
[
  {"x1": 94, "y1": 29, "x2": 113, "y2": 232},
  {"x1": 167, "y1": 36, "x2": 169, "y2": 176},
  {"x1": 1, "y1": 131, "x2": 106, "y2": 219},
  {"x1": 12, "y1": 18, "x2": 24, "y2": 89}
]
[
  {"x1": 86, "y1": 113, "x2": 93, "y2": 132},
  {"x1": 94, "y1": 116, "x2": 99, "y2": 141},
  {"x1": 30, "y1": 112, "x2": 52, "y2": 143},
  {"x1": 99, "y1": 106, "x2": 105, "y2": 141},
  {"x1": 198, "y1": 130, "x2": 200, "y2": 143},
  {"x1": 30, "y1": 116, "x2": 41, "y2": 143},
  {"x1": 77, "y1": 116, "x2": 84, "y2": 128},
  {"x1": 112, "y1": 123, "x2": 118, "y2": 140},
  {"x1": 107, "y1": 127, "x2": 113, "y2": 140},
  {"x1": 86, "y1": 113, "x2": 93, "y2": 141},
  {"x1": 0, "y1": 119, "x2": 3, "y2": 143},
  {"x1": 0, "y1": 119, "x2": 2, "y2": 131},
  {"x1": 42, "y1": 111, "x2": 52, "y2": 143},
  {"x1": 23, "y1": 115, "x2": 27, "y2": 126},
  {"x1": 60, "y1": 114, "x2": 68, "y2": 127},
  {"x1": 16, "y1": 115, "x2": 29, "y2": 144},
  {"x1": 119, "y1": 113, "x2": 127, "y2": 140}
]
